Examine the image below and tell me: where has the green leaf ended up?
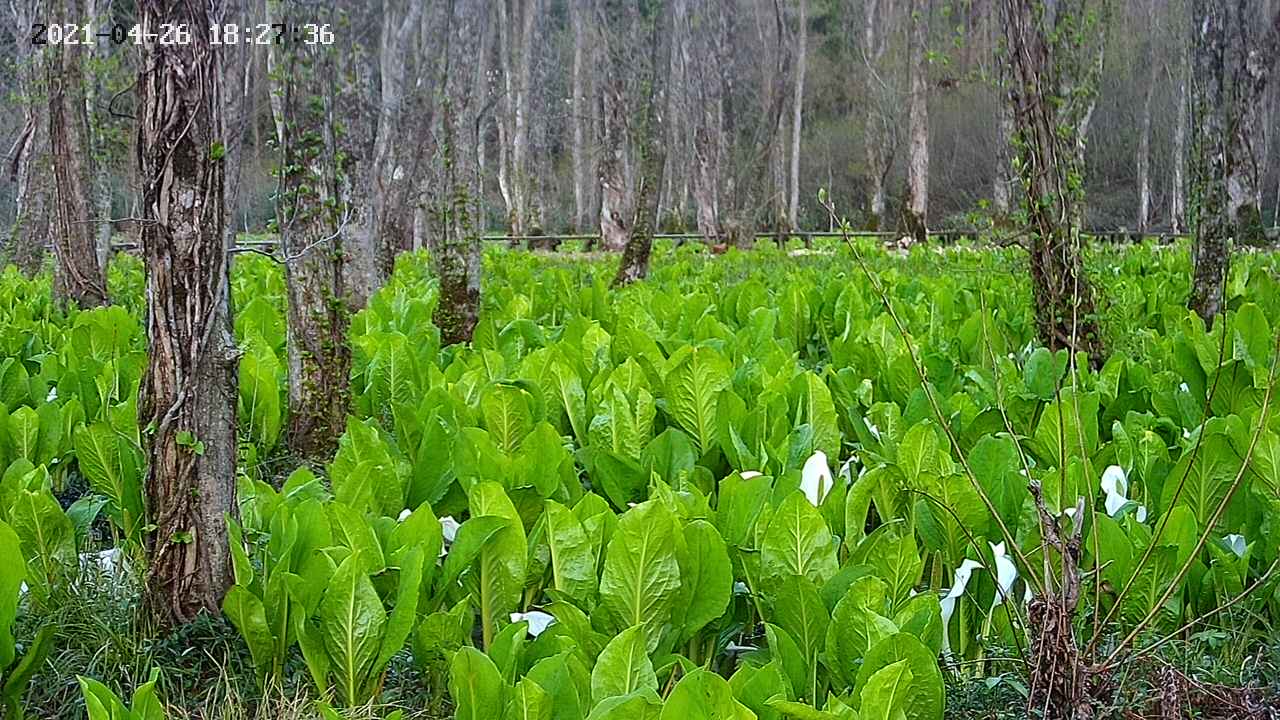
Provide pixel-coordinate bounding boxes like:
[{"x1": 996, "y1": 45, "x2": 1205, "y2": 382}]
[
  {"x1": 760, "y1": 492, "x2": 839, "y2": 592},
  {"x1": 854, "y1": 634, "x2": 943, "y2": 720},
  {"x1": 672, "y1": 519, "x2": 732, "y2": 644},
  {"x1": 660, "y1": 668, "x2": 752, "y2": 720},
  {"x1": 597, "y1": 501, "x2": 681, "y2": 651},
  {"x1": 222, "y1": 586, "x2": 274, "y2": 683},
  {"x1": 451, "y1": 646, "x2": 506, "y2": 720},
  {"x1": 469, "y1": 482, "x2": 528, "y2": 647},
  {"x1": 858, "y1": 659, "x2": 913, "y2": 720},
  {"x1": 483, "y1": 382, "x2": 537, "y2": 455},
  {"x1": 74, "y1": 423, "x2": 143, "y2": 539},
  {"x1": 505, "y1": 677, "x2": 553, "y2": 720},
  {"x1": 591, "y1": 625, "x2": 658, "y2": 707},
  {"x1": 9, "y1": 488, "x2": 76, "y2": 603},
  {"x1": 663, "y1": 346, "x2": 730, "y2": 454},
  {"x1": 546, "y1": 500, "x2": 599, "y2": 610},
  {"x1": 318, "y1": 555, "x2": 386, "y2": 706}
]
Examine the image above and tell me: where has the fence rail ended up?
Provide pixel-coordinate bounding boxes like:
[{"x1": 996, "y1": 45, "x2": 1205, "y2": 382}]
[{"x1": 110, "y1": 227, "x2": 1218, "y2": 252}]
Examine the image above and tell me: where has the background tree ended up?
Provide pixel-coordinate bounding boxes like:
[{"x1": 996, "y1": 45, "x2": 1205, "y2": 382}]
[
  {"x1": 1188, "y1": 0, "x2": 1280, "y2": 323},
  {"x1": 46, "y1": 0, "x2": 108, "y2": 308},
  {"x1": 4, "y1": 0, "x2": 52, "y2": 272},
  {"x1": 1002, "y1": 0, "x2": 1108, "y2": 363},
  {"x1": 268, "y1": 0, "x2": 353, "y2": 458},
  {"x1": 903, "y1": 0, "x2": 929, "y2": 243},
  {"x1": 135, "y1": 0, "x2": 237, "y2": 625},
  {"x1": 431, "y1": 0, "x2": 487, "y2": 344}
]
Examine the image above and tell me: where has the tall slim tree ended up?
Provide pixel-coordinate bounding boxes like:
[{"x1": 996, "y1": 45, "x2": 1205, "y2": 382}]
[
  {"x1": 268, "y1": 0, "x2": 352, "y2": 458},
  {"x1": 904, "y1": 0, "x2": 930, "y2": 243},
  {"x1": 5, "y1": 0, "x2": 52, "y2": 272},
  {"x1": 433, "y1": 0, "x2": 487, "y2": 344},
  {"x1": 136, "y1": 0, "x2": 237, "y2": 625},
  {"x1": 1002, "y1": 0, "x2": 1107, "y2": 364},
  {"x1": 1188, "y1": 1, "x2": 1280, "y2": 323},
  {"x1": 788, "y1": 0, "x2": 808, "y2": 230},
  {"x1": 610, "y1": 0, "x2": 672, "y2": 285},
  {"x1": 47, "y1": 0, "x2": 108, "y2": 307}
]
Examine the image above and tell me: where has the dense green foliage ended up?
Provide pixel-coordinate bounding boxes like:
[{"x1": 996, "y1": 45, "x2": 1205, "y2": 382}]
[{"x1": 1, "y1": 240, "x2": 1279, "y2": 717}]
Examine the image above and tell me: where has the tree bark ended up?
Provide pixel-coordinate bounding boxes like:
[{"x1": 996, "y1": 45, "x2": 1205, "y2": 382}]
[
  {"x1": 268, "y1": 0, "x2": 352, "y2": 459},
  {"x1": 862, "y1": 0, "x2": 894, "y2": 231},
  {"x1": 613, "y1": 0, "x2": 673, "y2": 287},
  {"x1": 136, "y1": 0, "x2": 237, "y2": 627},
  {"x1": 904, "y1": 0, "x2": 929, "y2": 244},
  {"x1": 1189, "y1": 3, "x2": 1280, "y2": 324},
  {"x1": 433, "y1": 0, "x2": 485, "y2": 345},
  {"x1": 788, "y1": 0, "x2": 807, "y2": 230},
  {"x1": 1136, "y1": 0, "x2": 1157, "y2": 234},
  {"x1": 689, "y1": 0, "x2": 727, "y2": 243},
  {"x1": 5, "y1": 0, "x2": 52, "y2": 273},
  {"x1": 1002, "y1": 0, "x2": 1106, "y2": 364},
  {"x1": 571, "y1": 0, "x2": 590, "y2": 232},
  {"x1": 47, "y1": 0, "x2": 108, "y2": 308},
  {"x1": 1171, "y1": 45, "x2": 1188, "y2": 233},
  {"x1": 599, "y1": 73, "x2": 631, "y2": 252}
]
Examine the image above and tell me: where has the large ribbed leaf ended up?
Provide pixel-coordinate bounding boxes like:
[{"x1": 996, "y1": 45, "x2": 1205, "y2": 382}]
[
  {"x1": 546, "y1": 500, "x2": 598, "y2": 610},
  {"x1": 760, "y1": 492, "x2": 839, "y2": 592},
  {"x1": 590, "y1": 625, "x2": 657, "y2": 707},
  {"x1": 469, "y1": 482, "x2": 528, "y2": 648},
  {"x1": 597, "y1": 501, "x2": 681, "y2": 651},
  {"x1": 662, "y1": 346, "x2": 730, "y2": 454},
  {"x1": 318, "y1": 555, "x2": 385, "y2": 706},
  {"x1": 73, "y1": 422, "x2": 143, "y2": 539},
  {"x1": 451, "y1": 647, "x2": 506, "y2": 720},
  {"x1": 482, "y1": 382, "x2": 537, "y2": 455}
]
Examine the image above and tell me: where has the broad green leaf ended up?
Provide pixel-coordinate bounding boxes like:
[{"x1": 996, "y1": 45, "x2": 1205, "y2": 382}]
[
  {"x1": 318, "y1": 555, "x2": 386, "y2": 706},
  {"x1": 597, "y1": 501, "x2": 681, "y2": 650},
  {"x1": 591, "y1": 625, "x2": 658, "y2": 707},
  {"x1": 760, "y1": 492, "x2": 839, "y2": 592},
  {"x1": 660, "y1": 668, "x2": 753, "y2": 720},
  {"x1": 451, "y1": 646, "x2": 506, "y2": 720},
  {"x1": 672, "y1": 519, "x2": 732, "y2": 644},
  {"x1": 505, "y1": 677, "x2": 553, "y2": 720},
  {"x1": 854, "y1": 634, "x2": 943, "y2": 720},
  {"x1": 546, "y1": 500, "x2": 598, "y2": 610},
  {"x1": 663, "y1": 345, "x2": 731, "y2": 454},
  {"x1": 858, "y1": 659, "x2": 913, "y2": 720}
]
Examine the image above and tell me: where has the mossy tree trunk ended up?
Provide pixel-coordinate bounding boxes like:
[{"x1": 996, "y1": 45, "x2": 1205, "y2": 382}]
[
  {"x1": 268, "y1": 0, "x2": 352, "y2": 459},
  {"x1": 136, "y1": 0, "x2": 237, "y2": 627},
  {"x1": 1002, "y1": 0, "x2": 1106, "y2": 365},
  {"x1": 47, "y1": 0, "x2": 107, "y2": 308}
]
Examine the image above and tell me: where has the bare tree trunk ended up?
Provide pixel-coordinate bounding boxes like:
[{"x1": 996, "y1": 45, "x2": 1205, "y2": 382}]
[
  {"x1": 599, "y1": 73, "x2": 631, "y2": 251},
  {"x1": 862, "y1": 0, "x2": 894, "y2": 231},
  {"x1": 48, "y1": 0, "x2": 108, "y2": 308},
  {"x1": 371, "y1": 0, "x2": 425, "y2": 272},
  {"x1": 1136, "y1": 1, "x2": 1157, "y2": 234},
  {"x1": 268, "y1": 0, "x2": 351, "y2": 459},
  {"x1": 614, "y1": 0, "x2": 672, "y2": 286},
  {"x1": 571, "y1": 0, "x2": 590, "y2": 232},
  {"x1": 1002, "y1": 0, "x2": 1106, "y2": 365},
  {"x1": 994, "y1": 89, "x2": 1015, "y2": 215},
  {"x1": 434, "y1": 0, "x2": 485, "y2": 345},
  {"x1": 1189, "y1": 3, "x2": 1280, "y2": 323},
  {"x1": 136, "y1": 0, "x2": 236, "y2": 627},
  {"x1": 788, "y1": 0, "x2": 807, "y2": 230},
  {"x1": 87, "y1": 0, "x2": 115, "y2": 269},
  {"x1": 904, "y1": 0, "x2": 929, "y2": 243},
  {"x1": 5, "y1": 0, "x2": 52, "y2": 273},
  {"x1": 690, "y1": 0, "x2": 726, "y2": 243},
  {"x1": 1172, "y1": 47, "x2": 1188, "y2": 233}
]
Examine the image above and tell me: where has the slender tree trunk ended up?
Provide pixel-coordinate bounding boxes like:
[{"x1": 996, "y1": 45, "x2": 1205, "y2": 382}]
[
  {"x1": 1136, "y1": 15, "x2": 1157, "y2": 234},
  {"x1": 1002, "y1": 0, "x2": 1105, "y2": 364},
  {"x1": 613, "y1": 0, "x2": 672, "y2": 286},
  {"x1": 434, "y1": 0, "x2": 484, "y2": 344},
  {"x1": 48, "y1": 0, "x2": 108, "y2": 308},
  {"x1": 571, "y1": 0, "x2": 589, "y2": 232},
  {"x1": 1189, "y1": 3, "x2": 1280, "y2": 323},
  {"x1": 87, "y1": 0, "x2": 115, "y2": 269},
  {"x1": 268, "y1": 1, "x2": 351, "y2": 459},
  {"x1": 5, "y1": 0, "x2": 52, "y2": 273},
  {"x1": 136, "y1": 0, "x2": 236, "y2": 627},
  {"x1": 599, "y1": 74, "x2": 631, "y2": 251},
  {"x1": 788, "y1": 0, "x2": 807, "y2": 230},
  {"x1": 862, "y1": 0, "x2": 892, "y2": 231},
  {"x1": 690, "y1": 0, "x2": 725, "y2": 243},
  {"x1": 904, "y1": 0, "x2": 929, "y2": 243},
  {"x1": 1171, "y1": 48, "x2": 1188, "y2": 233}
]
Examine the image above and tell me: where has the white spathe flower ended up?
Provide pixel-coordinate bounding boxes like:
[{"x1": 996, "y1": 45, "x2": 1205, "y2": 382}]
[
  {"x1": 440, "y1": 516, "x2": 461, "y2": 543},
  {"x1": 397, "y1": 508, "x2": 412, "y2": 522},
  {"x1": 1224, "y1": 534, "x2": 1247, "y2": 558},
  {"x1": 939, "y1": 558, "x2": 983, "y2": 656},
  {"x1": 989, "y1": 541, "x2": 1018, "y2": 609},
  {"x1": 866, "y1": 422, "x2": 882, "y2": 441},
  {"x1": 46, "y1": 386, "x2": 57, "y2": 402},
  {"x1": 732, "y1": 581, "x2": 750, "y2": 595},
  {"x1": 800, "y1": 451, "x2": 834, "y2": 507},
  {"x1": 940, "y1": 594, "x2": 957, "y2": 655},
  {"x1": 838, "y1": 455, "x2": 857, "y2": 482},
  {"x1": 1179, "y1": 382, "x2": 1190, "y2": 393},
  {"x1": 80, "y1": 548, "x2": 123, "y2": 578},
  {"x1": 510, "y1": 611, "x2": 556, "y2": 637},
  {"x1": 1100, "y1": 465, "x2": 1148, "y2": 522},
  {"x1": 740, "y1": 471, "x2": 763, "y2": 480},
  {"x1": 944, "y1": 559, "x2": 984, "y2": 601}
]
